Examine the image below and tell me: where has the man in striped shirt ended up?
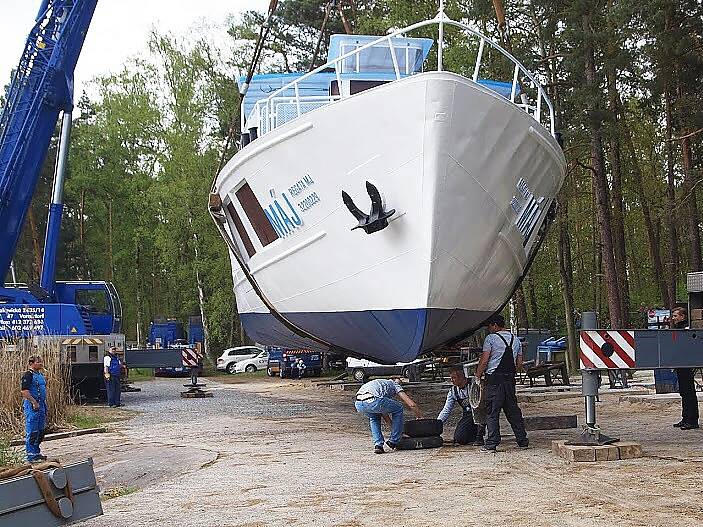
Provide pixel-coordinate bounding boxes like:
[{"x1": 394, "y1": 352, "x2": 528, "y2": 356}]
[{"x1": 437, "y1": 366, "x2": 486, "y2": 445}]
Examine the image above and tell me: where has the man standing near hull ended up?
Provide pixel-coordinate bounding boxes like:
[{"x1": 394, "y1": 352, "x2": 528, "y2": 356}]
[{"x1": 474, "y1": 314, "x2": 528, "y2": 453}]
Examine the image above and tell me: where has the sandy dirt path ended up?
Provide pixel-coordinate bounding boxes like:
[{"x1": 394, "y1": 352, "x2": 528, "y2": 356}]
[{"x1": 47, "y1": 377, "x2": 702, "y2": 527}]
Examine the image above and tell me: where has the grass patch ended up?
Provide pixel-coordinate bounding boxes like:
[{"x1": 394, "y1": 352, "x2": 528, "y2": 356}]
[
  {"x1": 0, "y1": 435, "x2": 24, "y2": 468},
  {"x1": 127, "y1": 368, "x2": 154, "y2": 382},
  {"x1": 67, "y1": 412, "x2": 104, "y2": 430},
  {"x1": 66, "y1": 406, "x2": 132, "y2": 430},
  {"x1": 102, "y1": 485, "x2": 139, "y2": 500}
]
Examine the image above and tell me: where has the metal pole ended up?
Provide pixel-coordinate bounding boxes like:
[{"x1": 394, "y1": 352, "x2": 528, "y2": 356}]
[
  {"x1": 581, "y1": 311, "x2": 598, "y2": 427},
  {"x1": 437, "y1": 0, "x2": 445, "y2": 71},
  {"x1": 40, "y1": 111, "x2": 72, "y2": 297}
]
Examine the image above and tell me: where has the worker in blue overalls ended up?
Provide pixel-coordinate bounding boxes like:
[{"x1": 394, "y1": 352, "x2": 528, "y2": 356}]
[
  {"x1": 20, "y1": 355, "x2": 48, "y2": 462},
  {"x1": 104, "y1": 347, "x2": 122, "y2": 408}
]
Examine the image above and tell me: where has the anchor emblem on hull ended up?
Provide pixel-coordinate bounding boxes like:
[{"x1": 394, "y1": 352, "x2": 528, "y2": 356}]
[{"x1": 341, "y1": 181, "x2": 396, "y2": 234}]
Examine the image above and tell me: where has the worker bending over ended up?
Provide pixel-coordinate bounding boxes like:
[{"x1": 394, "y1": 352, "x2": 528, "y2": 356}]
[
  {"x1": 474, "y1": 314, "x2": 528, "y2": 453},
  {"x1": 21, "y1": 356, "x2": 48, "y2": 462},
  {"x1": 437, "y1": 365, "x2": 486, "y2": 445},
  {"x1": 355, "y1": 378, "x2": 423, "y2": 454}
]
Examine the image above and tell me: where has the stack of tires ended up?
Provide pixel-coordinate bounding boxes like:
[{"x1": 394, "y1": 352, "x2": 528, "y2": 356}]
[{"x1": 397, "y1": 419, "x2": 444, "y2": 450}]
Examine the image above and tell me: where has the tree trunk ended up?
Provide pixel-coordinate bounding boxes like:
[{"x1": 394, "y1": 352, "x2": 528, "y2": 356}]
[
  {"x1": 558, "y1": 193, "x2": 578, "y2": 372},
  {"x1": 514, "y1": 285, "x2": 529, "y2": 330},
  {"x1": 188, "y1": 214, "x2": 213, "y2": 366},
  {"x1": 526, "y1": 274, "x2": 538, "y2": 325},
  {"x1": 107, "y1": 199, "x2": 114, "y2": 281},
  {"x1": 79, "y1": 189, "x2": 88, "y2": 280},
  {"x1": 664, "y1": 87, "x2": 679, "y2": 307},
  {"x1": 680, "y1": 133, "x2": 702, "y2": 271},
  {"x1": 135, "y1": 243, "x2": 143, "y2": 348},
  {"x1": 605, "y1": 64, "x2": 630, "y2": 325},
  {"x1": 583, "y1": 12, "x2": 623, "y2": 328}
]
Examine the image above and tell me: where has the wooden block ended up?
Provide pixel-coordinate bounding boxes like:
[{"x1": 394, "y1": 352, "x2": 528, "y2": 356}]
[
  {"x1": 595, "y1": 445, "x2": 620, "y2": 461},
  {"x1": 690, "y1": 320, "x2": 703, "y2": 329},
  {"x1": 616, "y1": 441, "x2": 643, "y2": 459},
  {"x1": 551, "y1": 440, "x2": 596, "y2": 462},
  {"x1": 691, "y1": 308, "x2": 703, "y2": 321}
]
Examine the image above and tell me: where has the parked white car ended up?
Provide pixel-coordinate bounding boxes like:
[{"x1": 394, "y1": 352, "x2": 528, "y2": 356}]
[
  {"x1": 346, "y1": 357, "x2": 426, "y2": 382},
  {"x1": 234, "y1": 350, "x2": 270, "y2": 374},
  {"x1": 216, "y1": 346, "x2": 263, "y2": 374}
]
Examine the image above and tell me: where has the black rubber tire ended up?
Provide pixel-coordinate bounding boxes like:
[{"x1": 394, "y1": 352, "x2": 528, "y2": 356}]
[
  {"x1": 402, "y1": 366, "x2": 410, "y2": 378},
  {"x1": 397, "y1": 435, "x2": 443, "y2": 450},
  {"x1": 352, "y1": 369, "x2": 366, "y2": 382},
  {"x1": 404, "y1": 418, "x2": 443, "y2": 438},
  {"x1": 245, "y1": 364, "x2": 257, "y2": 373},
  {"x1": 226, "y1": 363, "x2": 237, "y2": 374},
  {"x1": 267, "y1": 367, "x2": 274, "y2": 377}
]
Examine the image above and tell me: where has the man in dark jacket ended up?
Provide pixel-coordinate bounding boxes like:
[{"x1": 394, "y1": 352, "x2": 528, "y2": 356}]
[{"x1": 671, "y1": 307, "x2": 699, "y2": 430}]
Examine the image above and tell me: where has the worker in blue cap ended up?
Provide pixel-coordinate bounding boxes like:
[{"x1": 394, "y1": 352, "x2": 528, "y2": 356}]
[{"x1": 20, "y1": 355, "x2": 48, "y2": 462}]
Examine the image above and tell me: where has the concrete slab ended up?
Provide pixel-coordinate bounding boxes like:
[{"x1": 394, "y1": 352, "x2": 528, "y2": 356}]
[
  {"x1": 551, "y1": 440, "x2": 643, "y2": 462},
  {"x1": 619, "y1": 393, "x2": 703, "y2": 405}
]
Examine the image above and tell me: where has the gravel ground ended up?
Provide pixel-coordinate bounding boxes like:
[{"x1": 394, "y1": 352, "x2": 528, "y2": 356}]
[{"x1": 42, "y1": 376, "x2": 703, "y2": 527}]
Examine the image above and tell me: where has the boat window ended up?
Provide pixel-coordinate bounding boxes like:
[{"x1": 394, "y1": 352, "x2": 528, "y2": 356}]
[
  {"x1": 225, "y1": 202, "x2": 256, "y2": 258},
  {"x1": 340, "y1": 44, "x2": 424, "y2": 74},
  {"x1": 235, "y1": 183, "x2": 279, "y2": 247},
  {"x1": 330, "y1": 79, "x2": 389, "y2": 96}
]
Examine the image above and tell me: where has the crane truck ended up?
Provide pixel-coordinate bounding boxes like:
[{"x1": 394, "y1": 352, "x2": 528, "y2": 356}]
[{"x1": 0, "y1": 0, "x2": 181, "y2": 399}]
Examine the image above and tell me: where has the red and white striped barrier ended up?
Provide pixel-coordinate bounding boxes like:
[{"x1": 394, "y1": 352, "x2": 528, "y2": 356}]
[
  {"x1": 579, "y1": 330, "x2": 636, "y2": 369},
  {"x1": 181, "y1": 348, "x2": 201, "y2": 368}
]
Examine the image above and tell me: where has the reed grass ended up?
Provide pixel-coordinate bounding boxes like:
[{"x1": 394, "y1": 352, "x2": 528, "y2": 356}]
[{"x1": 0, "y1": 339, "x2": 72, "y2": 438}]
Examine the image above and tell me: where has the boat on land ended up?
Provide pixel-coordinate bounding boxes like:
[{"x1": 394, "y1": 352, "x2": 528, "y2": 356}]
[{"x1": 209, "y1": 7, "x2": 566, "y2": 364}]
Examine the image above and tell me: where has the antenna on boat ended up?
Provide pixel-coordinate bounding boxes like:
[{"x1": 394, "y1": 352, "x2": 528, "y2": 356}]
[{"x1": 437, "y1": 0, "x2": 446, "y2": 71}]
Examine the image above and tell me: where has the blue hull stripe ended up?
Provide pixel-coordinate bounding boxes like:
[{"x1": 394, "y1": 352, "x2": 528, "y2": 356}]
[{"x1": 240, "y1": 308, "x2": 492, "y2": 364}]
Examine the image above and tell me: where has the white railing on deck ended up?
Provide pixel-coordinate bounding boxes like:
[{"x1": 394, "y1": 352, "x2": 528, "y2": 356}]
[{"x1": 242, "y1": 7, "x2": 556, "y2": 139}]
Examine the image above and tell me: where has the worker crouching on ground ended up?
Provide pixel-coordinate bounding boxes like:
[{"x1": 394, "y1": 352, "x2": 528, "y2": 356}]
[
  {"x1": 474, "y1": 314, "x2": 528, "y2": 453},
  {"x1": 20, "y1": 356, "x2": 48, "y2": 462},
  {"x1": 437, "y1": 365, "x2": 486, "y2": 446},
  {"x1": 355, "y1": 378, "x2": 423, "y2": 454},
  {"x1": 104, "y1": 347, "x2": 122, "y2": 408},
  {"x1": 671, "y1": 307, "x2": 699, "y2": 430}
]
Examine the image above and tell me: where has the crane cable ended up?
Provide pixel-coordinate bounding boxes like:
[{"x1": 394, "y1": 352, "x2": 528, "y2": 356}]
[
  {"x1": 217, "y1": 0, "x2": 279, "y2": 173},
  {"x1": 240, "y1": 0, "x2": 279, "y2": 100}
]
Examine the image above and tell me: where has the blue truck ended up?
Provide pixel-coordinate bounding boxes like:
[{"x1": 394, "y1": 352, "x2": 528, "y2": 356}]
[
  {"x1": 267, "y1": 348, "x2": 322, "y2": 378},
  {"x1": 149, "y1": 317, "x2": 204, "y2": 376}
]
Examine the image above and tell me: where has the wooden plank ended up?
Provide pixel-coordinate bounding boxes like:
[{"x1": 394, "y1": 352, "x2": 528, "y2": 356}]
[
  {"x1": 10, "y1": 427, "x2": 107, "y2": 447},
  {"x1": 524, "y1": 415, "x2": 577, "y2": 431},
  {"x1": 616, "y1": 441, "x2": 643, "y2": 459}
]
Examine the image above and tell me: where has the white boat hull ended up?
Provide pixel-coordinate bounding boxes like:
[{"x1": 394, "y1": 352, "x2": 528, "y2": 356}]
[{"x1": 215, "y1": 71, "x2": 566, "y2": 363}]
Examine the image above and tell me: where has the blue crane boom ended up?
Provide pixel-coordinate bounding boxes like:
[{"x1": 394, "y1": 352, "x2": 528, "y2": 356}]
[{"x1": 0, "y1": 0, "x2": 98, "y2": 287}]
